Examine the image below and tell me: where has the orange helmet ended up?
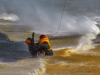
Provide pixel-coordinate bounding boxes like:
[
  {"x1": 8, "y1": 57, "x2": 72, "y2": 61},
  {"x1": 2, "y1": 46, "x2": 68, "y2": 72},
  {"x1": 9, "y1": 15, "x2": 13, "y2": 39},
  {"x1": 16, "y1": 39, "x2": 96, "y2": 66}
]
[
  {"x1": 25, "y1": 38, "x2": 31, "y2": 44},
  {"x1": 40, "y1": 35, "x2": 46, "y2": 39}
]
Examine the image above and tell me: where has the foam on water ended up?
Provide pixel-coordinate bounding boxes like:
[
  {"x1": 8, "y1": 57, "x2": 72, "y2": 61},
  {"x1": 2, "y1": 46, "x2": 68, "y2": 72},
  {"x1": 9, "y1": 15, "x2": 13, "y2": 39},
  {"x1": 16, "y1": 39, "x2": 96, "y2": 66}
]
[
  {"x1": 0, "y1": 58, "x2": 46, "y2": 75},
  {"x1": 0, "y1": 13, "x2": 19, "y2": 21},
  {"x1": 28, "y1": 58, "x2": 46, "y2": 75}
]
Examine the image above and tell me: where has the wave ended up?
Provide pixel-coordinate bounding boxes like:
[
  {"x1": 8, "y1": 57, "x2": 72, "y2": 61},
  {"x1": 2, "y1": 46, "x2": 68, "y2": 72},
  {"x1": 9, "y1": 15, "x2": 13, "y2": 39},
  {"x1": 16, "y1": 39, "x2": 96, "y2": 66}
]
[
  {"x1": 0, "y1": 0, "x2": 99, "y2": 36},
  {"x1": 0, "y1": 13, "x2": 19, "y2": 21}
]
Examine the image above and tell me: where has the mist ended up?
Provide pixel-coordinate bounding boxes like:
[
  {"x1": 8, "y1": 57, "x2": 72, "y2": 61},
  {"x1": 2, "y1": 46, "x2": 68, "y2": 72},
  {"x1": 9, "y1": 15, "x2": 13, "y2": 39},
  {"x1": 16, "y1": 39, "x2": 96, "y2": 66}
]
[{"x1": 0, "y1": 0, "x2": 100, "y2": 36}]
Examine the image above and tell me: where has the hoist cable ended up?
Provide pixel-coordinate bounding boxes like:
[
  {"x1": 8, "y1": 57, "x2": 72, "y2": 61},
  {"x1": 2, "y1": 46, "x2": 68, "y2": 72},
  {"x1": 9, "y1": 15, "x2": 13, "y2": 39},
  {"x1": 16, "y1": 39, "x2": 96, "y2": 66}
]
[{"x1": 53, "y1": 0, "x2": 66, "y2": 35}]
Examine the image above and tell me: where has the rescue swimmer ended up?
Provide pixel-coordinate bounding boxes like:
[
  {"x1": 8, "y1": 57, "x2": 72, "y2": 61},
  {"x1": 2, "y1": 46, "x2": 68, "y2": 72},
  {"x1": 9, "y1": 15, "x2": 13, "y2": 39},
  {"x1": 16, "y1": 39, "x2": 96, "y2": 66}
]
[{"x1": 25, "y1": 32, "x2": 53, "y2": 57}]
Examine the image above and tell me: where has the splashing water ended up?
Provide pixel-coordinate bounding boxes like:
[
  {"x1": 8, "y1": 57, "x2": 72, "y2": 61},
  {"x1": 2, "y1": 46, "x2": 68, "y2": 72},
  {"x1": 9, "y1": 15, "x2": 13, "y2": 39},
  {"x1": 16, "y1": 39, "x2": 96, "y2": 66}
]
[
  {"x1": 0, "y1": 0, "x2": 99, "y2": 36},
  {"x1": 0, "y1": 0, "x2": 100, "y2": 52},
  {"x1": 28, "y1": 58, "x2": 46, "y2": 75},
  {"x1": 69, "y1": 33, "x2": 99, "y2": 54},
  {"x1": 0, "y1": 13, "x2": 19, "y2": 21},
  {"x1": 0, "y1": 0, "x2": 100, "y2": 75}
]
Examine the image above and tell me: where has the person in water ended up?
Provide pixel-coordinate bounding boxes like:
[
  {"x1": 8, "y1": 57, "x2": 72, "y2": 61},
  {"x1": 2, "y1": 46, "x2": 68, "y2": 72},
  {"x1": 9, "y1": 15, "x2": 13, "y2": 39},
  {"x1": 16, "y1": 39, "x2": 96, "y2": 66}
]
[{"x1": 25, "y1": 32, "x2": 53, "y2": 57}]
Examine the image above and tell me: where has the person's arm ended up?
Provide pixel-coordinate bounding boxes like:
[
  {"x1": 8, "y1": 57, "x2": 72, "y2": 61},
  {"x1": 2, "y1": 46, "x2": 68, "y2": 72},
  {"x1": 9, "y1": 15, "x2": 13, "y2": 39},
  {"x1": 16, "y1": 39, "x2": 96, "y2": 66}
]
[{"x1": 31, "y1": 32, "x2": 35, "y2": 45}]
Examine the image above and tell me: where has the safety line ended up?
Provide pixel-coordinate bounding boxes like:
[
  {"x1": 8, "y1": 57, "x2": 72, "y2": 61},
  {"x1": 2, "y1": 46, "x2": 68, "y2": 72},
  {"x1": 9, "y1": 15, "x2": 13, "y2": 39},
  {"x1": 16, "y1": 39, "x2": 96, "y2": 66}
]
[{"x1": 53, "y1": 0, "x2": 66, "y2": 35}]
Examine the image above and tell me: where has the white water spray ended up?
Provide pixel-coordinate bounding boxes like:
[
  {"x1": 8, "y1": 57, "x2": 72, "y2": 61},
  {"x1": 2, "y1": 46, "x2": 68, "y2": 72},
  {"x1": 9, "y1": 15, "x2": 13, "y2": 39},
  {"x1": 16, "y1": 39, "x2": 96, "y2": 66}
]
[
  {"x1": 0, "y1": 13, "x2": 19, "y2": 21},
  {"x1": 0, "y1": 0, "x2": 100, "y2": 36}
]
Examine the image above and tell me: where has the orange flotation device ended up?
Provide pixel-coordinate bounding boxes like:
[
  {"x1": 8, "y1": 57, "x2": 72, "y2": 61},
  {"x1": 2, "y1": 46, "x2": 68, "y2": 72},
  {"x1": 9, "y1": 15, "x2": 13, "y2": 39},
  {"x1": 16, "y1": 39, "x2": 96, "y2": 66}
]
[
  {"x1": 25, "y1": 38, "x2": 31, "y2": 44},
  {"x1": 38, "y1": 35, "x2": 52, "y2": 50}
]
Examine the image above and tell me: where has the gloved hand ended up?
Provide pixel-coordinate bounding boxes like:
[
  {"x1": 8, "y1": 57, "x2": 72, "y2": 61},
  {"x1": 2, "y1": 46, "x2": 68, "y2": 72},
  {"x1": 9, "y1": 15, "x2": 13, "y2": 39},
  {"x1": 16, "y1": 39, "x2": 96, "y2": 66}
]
[{"x1": 32, "y1": 32, "x2": 35, "y2": 37}]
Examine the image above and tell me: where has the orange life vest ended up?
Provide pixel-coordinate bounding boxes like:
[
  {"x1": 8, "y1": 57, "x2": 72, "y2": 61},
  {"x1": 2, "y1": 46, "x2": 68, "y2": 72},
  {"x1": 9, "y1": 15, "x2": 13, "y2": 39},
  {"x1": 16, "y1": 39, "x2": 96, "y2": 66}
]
[{"x1": 38, "y1": 36, "x2": 52, "y2": 50}]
